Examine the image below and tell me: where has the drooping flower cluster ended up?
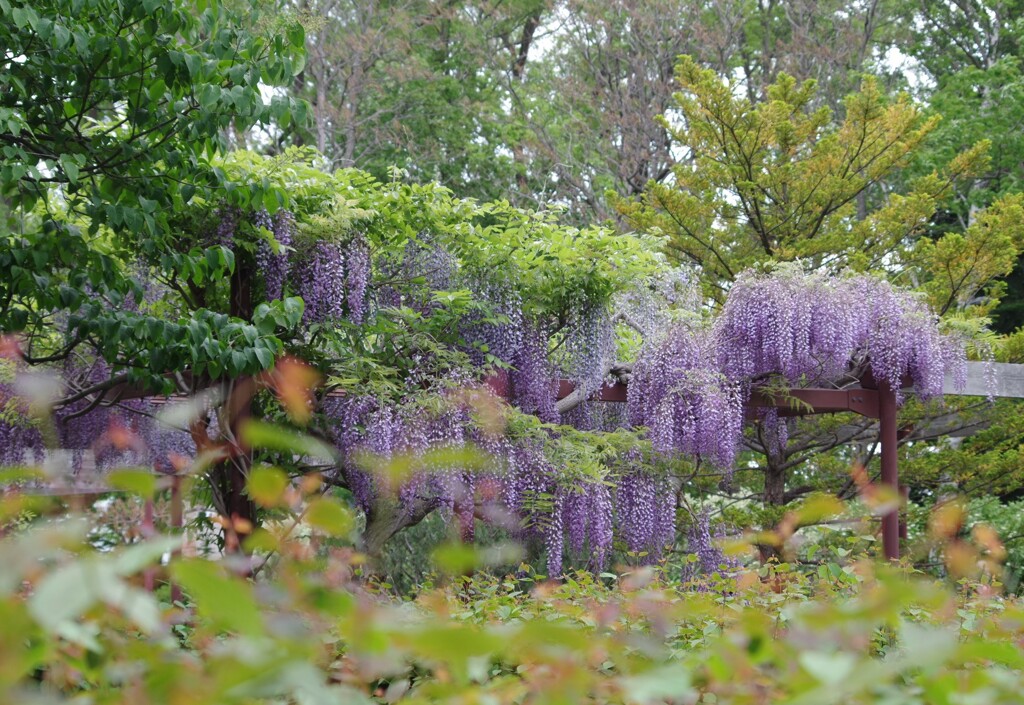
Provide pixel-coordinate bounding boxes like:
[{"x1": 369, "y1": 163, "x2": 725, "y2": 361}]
[
  {"x1": 213, "y1": 207, "x2": 240, "y2": 246},
  {"x1": 255, "y1": 209, "x2": 294, "y2": 301},
  {"x1": 0, "y1": 357, "x2": 197, "y2": 482},
  {"x1": 631, "y1": 267, "x2": 966, "y2": 471},
  {"x1": 560, "y1": 400, "x2": 631, "y2": 432},
  {"x1": 345, "y1": 236, "x2": 371, "y2": 324},
  {"x1": 685, "y1": 511, "x2": 740, "y2": 577},
  {"x1": 509, "y1": 323, "x2": 560, "y2": 424},
  {"x1": 759, "y1": 407, "x2": 789, "y2": 457},
  {"x1": 715, "y1": 267, "x2": 965, "y2": 400},
  {"x1": 0, "y1": 365, "x2": 44, "y2": 466},
  {"x1": 559, "y1": 305, "x2": 615, "y2": 399},
  {"x1": 628, "y1": 328, "x2": 745, "y2": 469},
  {"x1": 460, "y1": 283, "x2": 524, "y2": 368},
  {"x1": 295, "y1": 241, "x2": 347, "y2": 324},
  {"x1": 374, "y1": 236, "x2": 457, "y2": 314},
  {"x1": 323, "y1": 393, "x2": 480, "y2": 522},
  {"x1": 291, "y1": 225, "x2": 375, "y2": 325},
  {"x1": 614, "y1": 462, "x2": 676, "y2": 560},
  {"x1": 321, "y1": 387, "x2": 644, "y2": 577}
]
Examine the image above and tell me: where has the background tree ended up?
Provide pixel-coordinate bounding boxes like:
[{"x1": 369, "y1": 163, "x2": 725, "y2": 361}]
[{"x1": 286, "y1": 0, "x2": 547, "y2": 202}]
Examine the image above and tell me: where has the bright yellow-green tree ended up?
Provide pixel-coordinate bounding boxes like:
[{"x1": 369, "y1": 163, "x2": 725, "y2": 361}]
[{"x1": 615, "y1": 56, "x2": 1024, "y2": 310}]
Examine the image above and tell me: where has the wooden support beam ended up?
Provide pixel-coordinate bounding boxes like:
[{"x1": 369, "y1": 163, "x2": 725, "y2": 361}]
[
  {"x1": 555, "y1": 379, "x2": 628, "y2": 404},
  {"x1": 748, "y1": 388, "x2": 879, "y2": 419}
]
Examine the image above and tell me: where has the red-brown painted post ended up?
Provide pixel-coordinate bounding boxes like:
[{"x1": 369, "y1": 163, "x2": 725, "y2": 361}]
[{"x1": 878, "y1": 382, "x2": 900, "y2": 560}]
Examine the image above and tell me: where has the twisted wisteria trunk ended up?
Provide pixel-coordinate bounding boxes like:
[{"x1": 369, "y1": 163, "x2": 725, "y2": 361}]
[
  {"x1": 204, "y1": 248, "x2": 258, "y2": 553},
  {"x1": 759, "y1": 456, "x2": 786, "y2": 563},
  {"x1": 361, "y1": 493, "x2": 435, "y2": 567}
]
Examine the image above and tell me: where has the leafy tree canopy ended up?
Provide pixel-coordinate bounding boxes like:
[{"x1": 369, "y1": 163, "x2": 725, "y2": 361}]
[{"x1": 1, "y1": 0, "x2": 306, "y2": 387}]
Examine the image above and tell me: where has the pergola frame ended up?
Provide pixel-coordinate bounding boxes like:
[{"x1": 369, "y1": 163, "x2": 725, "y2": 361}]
[
  {"x1": 22, "y1": 361, "x2": 1016, "y2": 565},
  {"x1": 537, "y1": 376, "x2": 904, "y2": 560}
]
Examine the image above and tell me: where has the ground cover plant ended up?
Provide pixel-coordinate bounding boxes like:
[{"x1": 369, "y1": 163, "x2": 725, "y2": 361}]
[{"x1": 2, "y1": 456, "x2": 1023, "y2": 704}]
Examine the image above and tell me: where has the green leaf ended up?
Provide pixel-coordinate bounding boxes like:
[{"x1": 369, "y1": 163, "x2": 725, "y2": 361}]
[
  {"x1": 304, "y1": 498, "x2": 353, "y2": 537},
  {"x1": 239, "y1": 419, "x2": 337, "y2": 461},
  {"x1": 107, "y1": 468, "x2": 157, "y2": 498},
  {"x1": 29, "y1": 538, "x2": 179, "y2": 638},
  {"x1": 59, "y1": 154, "x2": 79, "y2": 184},
  {"x1": 172, "y1": 560, "x2": 265, "y2": 636},
  {"x1": 263, "y1": 189, "x2": 280, "y2": 212},
  {"x1": 247, "y1": 465, "x2": 288, "y2": 507},
  {"x1": 619, "y1": 664, "x2": 695, "y2": 705},
  {"x1": 252, "y1": 346, "x2": 274, "y2": 369},
  {"x1": 798, "y1": 652, "x2": 856, "y2": 685}
]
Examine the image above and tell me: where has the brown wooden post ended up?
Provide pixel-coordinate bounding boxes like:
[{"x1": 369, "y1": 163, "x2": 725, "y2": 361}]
[{"x1": 878, "y1": 382, "x2": 900, "y2": 560}]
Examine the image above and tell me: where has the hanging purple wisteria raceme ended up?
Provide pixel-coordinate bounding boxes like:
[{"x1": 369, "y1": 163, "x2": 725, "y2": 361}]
[
  {"x1": 295, "y1": 241, "x2": 347, "y2": 324},
  {"x1": 714, "y1": 267, "x2": 966, "y2": 400},
  {"x1": 630, "y1": 267, "x2": 967, "y2": 471},
  {"x1": 509, "y1": 323, "x2": 560, "y2": 424},
  {"x1": 559, "y1": 304, "x2": 615, "y2": 400},
  {"x1": 254, "y1": 209, "x2": 294, "y2": 301},
  {"x1": 293, "y1": 232, "x2": 373, "y2": 325},
  {"x1": 614, "y1": 462, "x2": 676, "y2": 560},
  {"x1": 213, "y1": 206, "x2": 240, "y2": 247},
  {"x1": 345, "y1": 237, "x2": 371, "y2": 324},
  {"x1": 0, "y1": 365, "x2": 44, "y2": 467},
  {"x1": 0, "y1": 358, "x2": 196, "y2": 479},
  {"x1": 684, "y1": 511, "x2": 740, "y2": 578},
  {"x1": 628, "y1": 327, "x2": 745, "y2": 470},
  {"x1": 320, "y1": 387, "x2": 628, "y2": 576}
]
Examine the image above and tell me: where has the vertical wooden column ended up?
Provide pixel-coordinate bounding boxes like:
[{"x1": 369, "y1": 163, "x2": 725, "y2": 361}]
[{"x1": 878, "y1": 382, "x2": 900, "y2": 561}]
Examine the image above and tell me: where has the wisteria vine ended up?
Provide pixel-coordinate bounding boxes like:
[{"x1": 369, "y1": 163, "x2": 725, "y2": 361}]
[{"x1": 629, "y1": 266, "x2": 967, "y2": 470}]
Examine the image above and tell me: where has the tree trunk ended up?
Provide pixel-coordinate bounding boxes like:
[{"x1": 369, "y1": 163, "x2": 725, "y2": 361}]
[
  {"x1": 362, "y1": 494, "x2": 433, "y2": 570},
  {"x1": 509, "y1": 11, "x2": 541, "y2": 194},
  {"x1": 210, "y1": 249, "x2": 258, "y2": 553},
  {"x1": 759, "y1": 455, "x2": 787, "y2": 562}
]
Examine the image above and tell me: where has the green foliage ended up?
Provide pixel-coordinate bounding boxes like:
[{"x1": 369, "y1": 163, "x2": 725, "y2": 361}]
[
  {"x1": 615, "y1": 56, "x2": 997, "y2": 304},
  {"x1": 4, "y1": 484, "x2": 1024, "y2": 703},
  {"x1": 0, "y1": 0, "x2": 304, "y2": 232},
  {"x1": 0, "y1": 0, "x2": 307, "y2": 387},
  {"x1": 963, "y1": 497, "x2": 1024, "y2": 592},
  {"x1": 901, "y1": 399, "x2": 1024, "y2": 498}
]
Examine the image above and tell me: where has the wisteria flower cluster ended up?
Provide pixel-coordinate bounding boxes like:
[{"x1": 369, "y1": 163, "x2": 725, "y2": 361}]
[
  {"x1": 294, "y1": 240, "x2": 348, "y2": 324},
  {"x1": 684, "y1": 510, "x2": 740, "y2": 578},
  {"x1": 254, "y1": 209, "x2": 294, "y2": 302},
  {"x1": 509, "y1": 323, "x2": 560, "y2": 424},
  {"x1": 290, "y1": 222, "x2": 373, "y2": 325},
  {"x1": 558, "y1": 304, "x2": 615, "y2": 399},
  {"x1": 628, "y1": 327, "x2": 745, "y2": 469},
  {"x1": 614, "y1": 461, "x2": 676, "y2": 558},
  {"x1": 0, "y1": 359, "x2": 196, "y2": 479},
  {"x1": 322, "y1": 389, "x2": 676, "y2": 576},
  {"x1": 716, "y1": 267, "x2": 966, "y2": 400},
  {"x1": 630, "y1": 267, "x2": 966, "y2": 470}
]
